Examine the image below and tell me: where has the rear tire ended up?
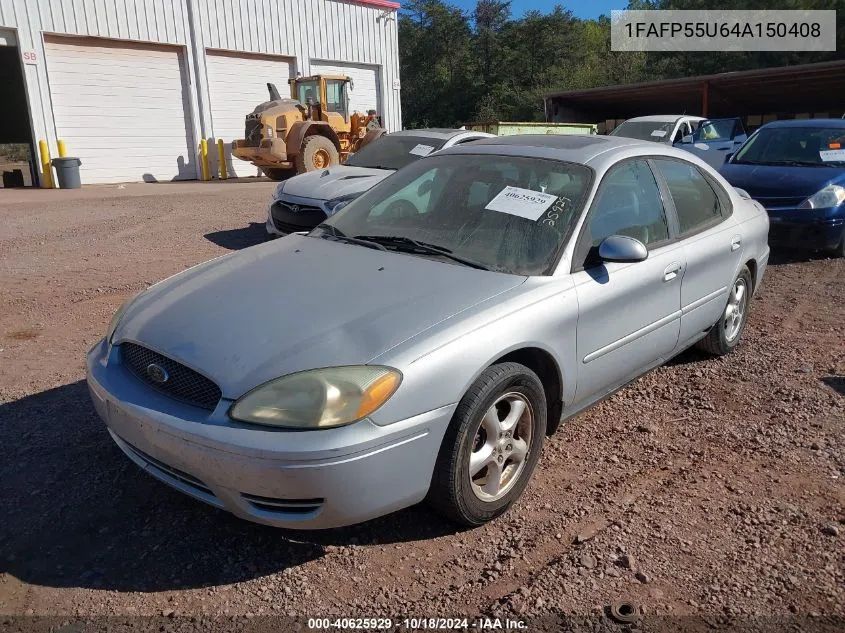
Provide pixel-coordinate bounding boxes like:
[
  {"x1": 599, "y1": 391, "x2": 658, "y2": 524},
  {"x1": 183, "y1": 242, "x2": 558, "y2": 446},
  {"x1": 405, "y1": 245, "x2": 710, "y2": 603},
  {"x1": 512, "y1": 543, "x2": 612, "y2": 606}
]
[
  {"x1": 261, "y1": 167, "x2": 295, "y2": 181},
  {"x1": 427, "y1": 362, "x2": 546, "y2": 527},
  {"x1": 295, "y1": 135, "x2": 339, "y2": 173},
  {"x1": 696, "y1": 265, "x2": 752, "y2": 356}
]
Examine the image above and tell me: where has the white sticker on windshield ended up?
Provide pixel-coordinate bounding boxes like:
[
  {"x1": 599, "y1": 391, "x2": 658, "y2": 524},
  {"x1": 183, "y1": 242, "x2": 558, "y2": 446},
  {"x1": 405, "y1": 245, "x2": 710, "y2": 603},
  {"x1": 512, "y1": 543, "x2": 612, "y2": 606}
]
[
  {"x1": 409, "y1": 144, "x2": 435, "y2": 157},
  {"x1": 820, "y1": 149, "x2": 845, "y2": 161},
  {"x1": 651, "y1": 130, "x2": 668, "y2": 138},
  {"x1": 485, "y1": 186, "x2": 558, "y2": 221}
]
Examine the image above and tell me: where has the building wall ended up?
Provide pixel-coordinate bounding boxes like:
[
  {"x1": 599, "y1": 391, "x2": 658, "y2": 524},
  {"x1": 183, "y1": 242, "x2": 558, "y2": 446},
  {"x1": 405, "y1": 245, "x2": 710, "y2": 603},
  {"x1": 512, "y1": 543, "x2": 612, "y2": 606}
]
[{"x1": 0, "y1": 0, "x2": 401, "y2": 183}]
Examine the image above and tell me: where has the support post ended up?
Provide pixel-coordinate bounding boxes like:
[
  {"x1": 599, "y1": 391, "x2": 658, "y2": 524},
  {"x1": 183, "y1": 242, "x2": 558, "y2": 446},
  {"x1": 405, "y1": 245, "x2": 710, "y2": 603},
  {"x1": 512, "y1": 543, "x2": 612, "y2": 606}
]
[
  {"x1": 200, "y1": 139, "x2": 210, "y2": 181},
  {"x1": 38, "y1": 140, "x2": 54, "y2": 189},
  {"x1": 217, "y1": 139, "x2": 227, "y2": 180}
]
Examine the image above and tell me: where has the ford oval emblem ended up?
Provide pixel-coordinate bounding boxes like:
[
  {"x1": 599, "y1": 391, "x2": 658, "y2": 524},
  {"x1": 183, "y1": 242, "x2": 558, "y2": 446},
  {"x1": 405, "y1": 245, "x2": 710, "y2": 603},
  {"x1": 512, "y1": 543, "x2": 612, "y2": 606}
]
[{"x1": 146, "y1": 363, "x2": 169, "y2": 384}]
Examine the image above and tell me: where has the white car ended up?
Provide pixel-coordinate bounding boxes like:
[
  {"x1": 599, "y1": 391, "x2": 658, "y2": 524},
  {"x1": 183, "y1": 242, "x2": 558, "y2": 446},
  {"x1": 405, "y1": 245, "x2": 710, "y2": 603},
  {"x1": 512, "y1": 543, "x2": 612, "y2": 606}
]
[
  {"x1": 609, "y1": 114, "x2": 706, "y2": 145},
  {"x1": 265, "y1": 128, "x2": 494, "y2": 236}
]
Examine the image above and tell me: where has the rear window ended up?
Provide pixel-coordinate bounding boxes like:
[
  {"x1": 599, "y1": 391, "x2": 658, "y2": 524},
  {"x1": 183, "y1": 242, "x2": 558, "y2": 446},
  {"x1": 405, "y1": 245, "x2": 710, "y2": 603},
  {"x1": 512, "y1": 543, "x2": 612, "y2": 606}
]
[{"x1": 345, "y1": 135, "x2": 447, "y2": 170}]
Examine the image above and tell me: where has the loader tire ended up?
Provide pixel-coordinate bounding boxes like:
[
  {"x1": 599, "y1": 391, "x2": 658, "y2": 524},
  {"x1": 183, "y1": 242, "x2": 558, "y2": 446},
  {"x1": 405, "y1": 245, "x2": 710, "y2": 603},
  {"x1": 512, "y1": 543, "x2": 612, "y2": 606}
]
[
  {"x1": 295, "y1": 135, "x2": 339, "y2": 173},
  {"x1": 261, "y1": 167, "x2": 295, "y2": 181}
]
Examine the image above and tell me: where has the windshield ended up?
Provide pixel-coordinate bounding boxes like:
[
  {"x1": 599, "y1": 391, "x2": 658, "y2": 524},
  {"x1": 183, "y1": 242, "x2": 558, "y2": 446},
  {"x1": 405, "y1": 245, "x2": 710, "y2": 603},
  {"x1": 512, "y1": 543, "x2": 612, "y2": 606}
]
[
  {"x1": 609, "y1": 120, "x2": 676, "y2": 143},
  {"x1": 296, "y1": 80, "x2": 320, "y2": 105},
  {"x1": 732, "y1": 126, "x2": 845, "y2": 166},
  {"x1": 345, "y1": 134, "x2": 448, "y2": 170},
  {"x1": 314, "y1": 154, "x2": 592, "y2": 275}
]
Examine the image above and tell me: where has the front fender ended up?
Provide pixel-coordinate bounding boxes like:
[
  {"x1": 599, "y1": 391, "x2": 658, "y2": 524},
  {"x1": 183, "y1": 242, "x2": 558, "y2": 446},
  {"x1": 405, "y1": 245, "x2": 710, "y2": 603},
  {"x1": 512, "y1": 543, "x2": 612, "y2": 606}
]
[
  {"x1": 286, "y1": 122, "x2": 341, "y2": 156},
  {"x1": 368, "y1": 278, "x2": 578, "y2": 426}
]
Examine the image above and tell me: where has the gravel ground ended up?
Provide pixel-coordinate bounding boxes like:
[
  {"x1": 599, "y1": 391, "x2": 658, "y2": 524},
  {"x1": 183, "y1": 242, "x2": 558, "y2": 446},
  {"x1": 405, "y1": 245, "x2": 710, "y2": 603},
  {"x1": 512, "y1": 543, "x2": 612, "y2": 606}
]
[{"x1": 0, "y1": 182, "x2": 842, "y2": 631}]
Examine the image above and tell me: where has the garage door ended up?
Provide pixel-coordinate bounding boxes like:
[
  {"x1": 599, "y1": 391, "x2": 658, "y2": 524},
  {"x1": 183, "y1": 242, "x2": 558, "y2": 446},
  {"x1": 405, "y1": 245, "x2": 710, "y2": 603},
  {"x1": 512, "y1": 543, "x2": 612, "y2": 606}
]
[
  {"x1": 45, "y1": 37, "x2": 195, "y2": 184},
  {"x1": 310, "y1": 61, "x2": 381, "y2": 116},
  {"x1": 206, "y1": 50, "x2": 293, "y2": 177}
]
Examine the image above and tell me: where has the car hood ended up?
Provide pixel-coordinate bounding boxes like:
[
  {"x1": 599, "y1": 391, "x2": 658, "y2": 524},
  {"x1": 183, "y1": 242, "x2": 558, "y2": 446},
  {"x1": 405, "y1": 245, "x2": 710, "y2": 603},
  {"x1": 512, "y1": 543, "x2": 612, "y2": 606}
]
[
  {"x1": 719, "y1": 163, "x2": 845, "y2": 200},
  {"x1": 279, "y1": 165, "x2": 393, "y2": 200},
  {"x1": 115, "y1": 235, "x2": 525, "y2": 398}
]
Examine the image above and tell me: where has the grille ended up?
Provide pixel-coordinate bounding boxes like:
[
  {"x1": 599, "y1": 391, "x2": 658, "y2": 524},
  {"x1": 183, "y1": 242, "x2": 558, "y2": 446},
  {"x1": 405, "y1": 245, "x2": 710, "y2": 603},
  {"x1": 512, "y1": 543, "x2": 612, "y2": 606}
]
[
  {"x1": 121, "y1": 342, "x2": 221, "y2": 411},
  {"x1": 244, "y1": 118, "x2": 263, "y2": 147},
  {"x1": 124, "y1": 440, "x2": 215, "y2": 498},
  {"x1": 758, "y1": 196, "x2": 805, "y2": 209},
  {"x1": 270, "y1": 201, "x2": 326, "y2": 233},
  {"x1": 242, "y1": 493, "x2": 324, "y2": 515}
]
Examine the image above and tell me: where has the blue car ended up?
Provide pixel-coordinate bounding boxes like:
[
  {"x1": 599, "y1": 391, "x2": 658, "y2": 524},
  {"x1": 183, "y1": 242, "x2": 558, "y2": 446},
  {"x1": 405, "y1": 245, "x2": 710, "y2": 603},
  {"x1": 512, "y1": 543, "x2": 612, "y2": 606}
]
[{"x1": 720, "y1": 119, "x2": 845, "y2": 256}]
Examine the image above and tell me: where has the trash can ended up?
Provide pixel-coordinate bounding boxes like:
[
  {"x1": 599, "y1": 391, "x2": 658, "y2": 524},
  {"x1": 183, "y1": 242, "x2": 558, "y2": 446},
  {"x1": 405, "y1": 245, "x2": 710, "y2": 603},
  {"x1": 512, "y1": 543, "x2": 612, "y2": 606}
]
[{"x1": 51, "y1": 157, "x2": 82, "y2": 189}]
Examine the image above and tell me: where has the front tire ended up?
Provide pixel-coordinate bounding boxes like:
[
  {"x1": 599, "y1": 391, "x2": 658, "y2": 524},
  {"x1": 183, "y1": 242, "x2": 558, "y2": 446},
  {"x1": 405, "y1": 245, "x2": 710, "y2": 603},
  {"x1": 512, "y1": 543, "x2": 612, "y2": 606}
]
[
  {"x1": 427, "y1": 362, "x2": 546, "y2": 527},
  {"x1": 295, "y1": 135, "x2": 340, "y2": 173},
  {"x1": 696, "y1": 265, "x2": 752, "y2": 356}
]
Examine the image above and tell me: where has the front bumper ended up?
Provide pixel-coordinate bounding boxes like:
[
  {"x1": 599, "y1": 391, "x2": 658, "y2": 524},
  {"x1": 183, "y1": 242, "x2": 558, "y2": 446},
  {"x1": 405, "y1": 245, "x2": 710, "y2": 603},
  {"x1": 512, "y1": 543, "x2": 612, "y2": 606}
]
[
  {"x1": 86, "y1": 338, "x2": 455, "y2": 529},
  {"x1": 766, "y1": 206, "x2": 845, "y2": 250}
]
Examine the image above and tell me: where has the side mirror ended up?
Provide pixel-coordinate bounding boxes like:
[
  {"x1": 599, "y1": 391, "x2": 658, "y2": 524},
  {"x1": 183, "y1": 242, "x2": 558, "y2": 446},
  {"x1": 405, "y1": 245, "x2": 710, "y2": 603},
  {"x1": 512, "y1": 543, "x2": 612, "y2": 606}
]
[
  {"x1": 680, "y1": 134, "x2": 693, "y2": 144},
  {"x1": 598, "y1": 235, "x2": 648, "y2": 263},
  {"x1": 417, "y1": 179, "x2": 433, "y2": 196}
]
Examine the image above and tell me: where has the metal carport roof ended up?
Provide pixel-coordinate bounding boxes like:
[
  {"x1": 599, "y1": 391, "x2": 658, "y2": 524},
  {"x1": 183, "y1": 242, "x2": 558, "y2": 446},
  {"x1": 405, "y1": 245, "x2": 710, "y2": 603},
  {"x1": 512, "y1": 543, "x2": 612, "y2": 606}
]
[{"x1": 544, "y1": 60, "x2": 845, "y2": 122}]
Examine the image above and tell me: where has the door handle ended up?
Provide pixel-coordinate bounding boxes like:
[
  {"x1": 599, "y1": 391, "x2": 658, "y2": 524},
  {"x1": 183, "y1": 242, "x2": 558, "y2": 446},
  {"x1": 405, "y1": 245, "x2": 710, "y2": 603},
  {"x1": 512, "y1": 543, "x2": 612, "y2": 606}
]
[
  {"x1": 731, "y1": 235, "x2": 742, "y2": 251},
  {"x1": 663, "y1": 262, "x2": 682, "y2": 282}
]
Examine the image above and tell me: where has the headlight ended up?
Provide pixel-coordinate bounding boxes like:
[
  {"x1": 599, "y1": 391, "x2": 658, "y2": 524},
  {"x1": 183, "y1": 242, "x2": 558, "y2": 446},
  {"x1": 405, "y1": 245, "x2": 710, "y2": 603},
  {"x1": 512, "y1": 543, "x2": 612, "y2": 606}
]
[
  {"x1": 229, "y1": 366, "x2": 402, "y2": 429},
  {"x1": 106, "y1": 291, "x2": 142, "y2": 343},
  {"x1": 324, "y1": 193, "x2": 360, "y2": 216},
  {"x1": 799, "y1": 184, "x2": 845, "y2": 209},
  {"x1": 270, "y1": 183, "x2": 285, "y2": 202}
]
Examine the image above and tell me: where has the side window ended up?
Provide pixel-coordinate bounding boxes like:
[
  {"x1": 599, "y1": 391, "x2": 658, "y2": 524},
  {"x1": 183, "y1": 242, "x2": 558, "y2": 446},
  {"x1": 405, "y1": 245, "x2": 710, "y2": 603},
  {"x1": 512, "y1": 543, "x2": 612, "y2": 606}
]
[
  {"x1": 652, "y1": 158, "x2": 722, "y2": 235},
  {"x1": 587, "y1": 160, "x2": 669, "y2": 246},
  {"x1": 325, "y1": 80, "x2": 348, "y2": 119}
]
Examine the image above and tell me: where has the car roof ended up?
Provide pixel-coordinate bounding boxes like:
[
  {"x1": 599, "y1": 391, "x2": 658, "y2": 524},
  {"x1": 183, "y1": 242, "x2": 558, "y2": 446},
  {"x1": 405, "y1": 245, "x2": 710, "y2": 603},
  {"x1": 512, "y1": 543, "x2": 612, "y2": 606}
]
[
  {"x1": 622, "y1": 115, "x2": 705, "y2": 123},
  {"x1": 437, "y1": 133, "x2": 654, "y2": 162},
  {"x1": 758, "y1": 118, "x2": 845, "y2": 129},
  {"x1": 388, "y1": 128, "x2": 486, "y2": 140}
]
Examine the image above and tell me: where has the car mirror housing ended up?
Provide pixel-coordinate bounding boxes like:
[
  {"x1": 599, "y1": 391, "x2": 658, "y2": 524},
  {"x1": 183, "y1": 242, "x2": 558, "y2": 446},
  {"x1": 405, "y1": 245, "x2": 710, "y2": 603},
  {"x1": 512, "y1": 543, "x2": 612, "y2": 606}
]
[
  {"x1": 680, "y1": 134, "x2": 693, "y2": 144},
  {"x1": 598, "y1": 235, "x2": 649, "y2": 263}
]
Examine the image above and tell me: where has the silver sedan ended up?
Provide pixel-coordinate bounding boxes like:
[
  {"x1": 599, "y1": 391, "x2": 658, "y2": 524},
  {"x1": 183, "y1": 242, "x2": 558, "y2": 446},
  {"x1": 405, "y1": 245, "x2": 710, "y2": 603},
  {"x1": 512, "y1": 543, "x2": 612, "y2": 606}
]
[{"x1": 86, "y1": 135, "x2": 770, "y2": 529}]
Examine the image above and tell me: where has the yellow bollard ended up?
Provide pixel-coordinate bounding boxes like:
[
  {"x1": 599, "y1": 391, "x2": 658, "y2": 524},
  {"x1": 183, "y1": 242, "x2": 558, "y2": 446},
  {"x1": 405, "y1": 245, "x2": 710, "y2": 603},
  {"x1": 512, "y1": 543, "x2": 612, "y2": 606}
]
[
  {"x1": 38, "y1": 140, "x2": 54, "y2": 189},
  {"x1": 199, "y1": 139, "x2": 210, "y2": 181},
  {"x1": 217, "y1": 139, "x2": 227, "y2": 180},
  {"x1": 57, "y1": 139, "x2": 67, "y2": 158}
]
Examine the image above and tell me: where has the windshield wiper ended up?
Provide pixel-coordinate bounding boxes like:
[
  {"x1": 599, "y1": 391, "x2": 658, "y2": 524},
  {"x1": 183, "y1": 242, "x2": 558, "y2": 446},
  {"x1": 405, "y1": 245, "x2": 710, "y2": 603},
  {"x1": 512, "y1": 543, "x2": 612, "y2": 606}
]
[
  {"x1": 737, "y1": 160, "x2": 829, "y2": 167},
  {"x1": 354, "y1": 235, "x2": 492, "y2": 270},
  {"x1": 317, "y1": 225, "x2": 387, "y2": 251}
]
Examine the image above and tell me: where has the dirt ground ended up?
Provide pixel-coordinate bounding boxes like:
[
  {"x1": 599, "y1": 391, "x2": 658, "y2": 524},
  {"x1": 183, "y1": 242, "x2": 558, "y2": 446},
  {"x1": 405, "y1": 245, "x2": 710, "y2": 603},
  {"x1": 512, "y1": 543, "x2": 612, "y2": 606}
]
[{"x1": 0, "y1": 182, "x2": 842, "y2": 631}]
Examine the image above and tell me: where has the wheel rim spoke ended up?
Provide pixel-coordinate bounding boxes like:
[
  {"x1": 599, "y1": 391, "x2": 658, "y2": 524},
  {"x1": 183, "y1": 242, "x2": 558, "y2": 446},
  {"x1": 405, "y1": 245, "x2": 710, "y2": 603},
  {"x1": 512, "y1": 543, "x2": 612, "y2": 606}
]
[
  {"x1": 469, "y1": 444, "x2": 495, "y2": 477},
  {"x1": 510, "y1": 437, "x2": 528, "y2": 464},
  {"x1": 482, "y1": 406, "x2": 501, "y2": 437},
  {"x1": 481, "y1": 460, "x2": 503, "y2": 497},
  {"x1": 500, "y1": 398, "x2": 526, "y2": 432}
]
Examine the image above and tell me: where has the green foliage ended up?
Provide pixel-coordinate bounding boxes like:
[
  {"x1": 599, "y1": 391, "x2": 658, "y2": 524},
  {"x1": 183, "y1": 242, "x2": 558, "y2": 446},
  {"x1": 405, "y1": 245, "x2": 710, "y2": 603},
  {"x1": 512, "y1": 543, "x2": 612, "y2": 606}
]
[{"x1": 398, "y1": 0, "x2": 844, "y2": 128}]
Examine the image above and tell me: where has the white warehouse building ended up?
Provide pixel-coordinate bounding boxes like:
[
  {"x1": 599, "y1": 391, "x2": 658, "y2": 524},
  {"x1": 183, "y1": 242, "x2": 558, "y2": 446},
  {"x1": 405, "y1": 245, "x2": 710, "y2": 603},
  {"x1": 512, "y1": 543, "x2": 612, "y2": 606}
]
[{"x1": 0, "y1": 0, "x2": 402, "y2": 184}]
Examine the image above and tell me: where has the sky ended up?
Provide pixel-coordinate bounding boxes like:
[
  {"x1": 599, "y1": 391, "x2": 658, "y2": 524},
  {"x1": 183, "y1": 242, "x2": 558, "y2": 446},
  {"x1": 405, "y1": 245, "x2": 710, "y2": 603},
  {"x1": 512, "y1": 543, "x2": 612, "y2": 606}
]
[{"x1": 447, "y1": 0, "x2": 622, "y2": 20}]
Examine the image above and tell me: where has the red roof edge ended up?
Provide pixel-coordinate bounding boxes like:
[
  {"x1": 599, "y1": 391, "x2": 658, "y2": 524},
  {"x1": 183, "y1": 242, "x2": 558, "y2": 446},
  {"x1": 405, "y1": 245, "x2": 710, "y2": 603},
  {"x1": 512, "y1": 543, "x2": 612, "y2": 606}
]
[{"x1": 350, "y1": 0, "x2": 400, "y2": 9}]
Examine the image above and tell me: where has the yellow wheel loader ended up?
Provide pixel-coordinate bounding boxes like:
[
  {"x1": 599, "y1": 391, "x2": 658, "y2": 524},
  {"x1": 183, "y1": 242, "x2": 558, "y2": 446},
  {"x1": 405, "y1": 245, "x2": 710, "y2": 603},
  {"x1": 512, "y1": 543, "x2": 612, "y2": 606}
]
[{"x1": 231, "y1": 75, "x2": 385, "y2": 180}]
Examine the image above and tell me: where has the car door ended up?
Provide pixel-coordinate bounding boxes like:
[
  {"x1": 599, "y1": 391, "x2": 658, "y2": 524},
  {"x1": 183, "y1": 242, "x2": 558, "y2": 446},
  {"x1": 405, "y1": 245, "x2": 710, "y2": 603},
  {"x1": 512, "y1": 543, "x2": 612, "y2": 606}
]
[
  {"x1": 570, "y1": 159, "x2": 684, "y2": 406},
  {"x1": 650, "y1": 157, "x2": 743, "y2": 348}
]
